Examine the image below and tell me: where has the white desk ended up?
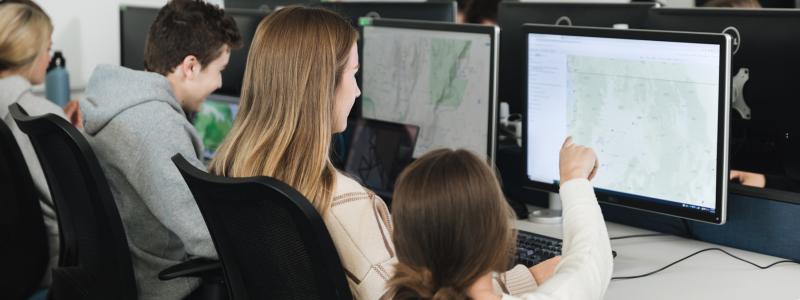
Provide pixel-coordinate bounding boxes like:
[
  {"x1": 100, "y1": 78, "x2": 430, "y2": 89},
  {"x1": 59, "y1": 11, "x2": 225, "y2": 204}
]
[{"x1": 515, "y1": 217, "x2": 800, "y2": 300}]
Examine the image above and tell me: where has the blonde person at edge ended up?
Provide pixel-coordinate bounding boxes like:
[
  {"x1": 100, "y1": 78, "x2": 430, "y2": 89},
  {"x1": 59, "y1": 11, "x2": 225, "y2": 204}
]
[
  {"x1": 209, "y1": 6, "x2": 558, "y2": 299},
  {"x1": 384, "y1": 140, "x2": 613, "y2": 300},
  {"x1": 0, "y1": 1, "x2": 83, "y2": 287}
]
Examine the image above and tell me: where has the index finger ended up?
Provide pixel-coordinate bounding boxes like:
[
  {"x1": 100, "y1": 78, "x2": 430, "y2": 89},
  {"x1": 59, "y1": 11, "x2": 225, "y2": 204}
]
[{"x1": 562, "y1": 136, "x2": 574, "y2": 149}]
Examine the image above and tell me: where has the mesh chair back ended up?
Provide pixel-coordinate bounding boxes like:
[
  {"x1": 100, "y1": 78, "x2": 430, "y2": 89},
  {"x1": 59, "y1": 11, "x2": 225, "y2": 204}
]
[
  {"x1": 0, "y1": 115, "x2": 49, "y2": 299},
  {"x1": 10, "y1": 104, "x2": 136, "y2": 300},
  {"x1": 172, "y1": 154, "x2": 353, "y2": 300}
]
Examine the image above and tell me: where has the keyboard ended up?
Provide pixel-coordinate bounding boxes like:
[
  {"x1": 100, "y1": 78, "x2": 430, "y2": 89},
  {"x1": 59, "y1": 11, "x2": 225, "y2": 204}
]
[{"x1": 515, "y1": 230, "x2": 562, "y2": 267}]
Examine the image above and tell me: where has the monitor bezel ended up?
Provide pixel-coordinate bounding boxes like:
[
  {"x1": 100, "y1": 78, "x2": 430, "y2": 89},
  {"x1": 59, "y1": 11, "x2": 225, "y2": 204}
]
[
  {"x1": 521, "y1": 24, "x2": 731, "y2": 224},
  {"x1": 359, "y1": 18, "x2": 499, "y2": 165}
]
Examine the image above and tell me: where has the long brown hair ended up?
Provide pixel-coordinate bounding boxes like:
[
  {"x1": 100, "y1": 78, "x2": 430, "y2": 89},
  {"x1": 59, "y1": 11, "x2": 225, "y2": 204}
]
[
  {"x1": 385, "y1": 149, "x2": 516, "y2": 299},
  {"x1": 208, "y1": 6, "x2": 358, "y2": 216}
]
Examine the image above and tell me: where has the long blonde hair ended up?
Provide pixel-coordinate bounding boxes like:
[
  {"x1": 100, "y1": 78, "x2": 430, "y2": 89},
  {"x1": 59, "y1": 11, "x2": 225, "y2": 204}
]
[
  {"x1": 0, "y1": 2, "x2": 52, "y2": 75},
  {"x1": 384, "y1": 149, "x2": 516, "y2": 299},
  {"x1": 209, "y1": 6, "x2": 358, "y2": 216}
]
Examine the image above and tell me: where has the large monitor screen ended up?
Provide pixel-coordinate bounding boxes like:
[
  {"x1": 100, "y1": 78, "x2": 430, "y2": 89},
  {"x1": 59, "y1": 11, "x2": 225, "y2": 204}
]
[
  {"x1": 524, "y1": 25, "x2": 730, "y2": 224},
  {"x1": 360, "y1": 19, "x2": 498, "y2": 161}
]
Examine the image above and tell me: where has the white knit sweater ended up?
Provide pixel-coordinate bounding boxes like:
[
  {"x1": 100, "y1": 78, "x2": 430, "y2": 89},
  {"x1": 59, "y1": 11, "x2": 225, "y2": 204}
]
[{"x1": 503, "y1": 179, "x2": 614, "y2": 300}]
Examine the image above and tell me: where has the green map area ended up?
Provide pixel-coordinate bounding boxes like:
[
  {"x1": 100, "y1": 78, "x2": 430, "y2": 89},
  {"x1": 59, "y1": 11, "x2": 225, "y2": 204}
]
[
  {"x1": 193, "y1": 100, "x2": 236, "y2": 159},
  {"x1": 429, "y1": 38, "x2": 471, "y2": 107}
]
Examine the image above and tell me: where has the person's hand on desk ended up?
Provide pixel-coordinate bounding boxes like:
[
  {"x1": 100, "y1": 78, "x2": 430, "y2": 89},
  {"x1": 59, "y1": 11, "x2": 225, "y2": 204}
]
[
  {"x1": 63, "y1": 100, "x2": 83, "y2": 129},
  {"x1": 529, "y1": 256, "x2": 561, "y2": 285},
  {"x1": 559, "y1": 136, "x2": 598, "y2": 182},
  {"x1": 730, "y1": 170, "x2": 766, "y2": 188}
]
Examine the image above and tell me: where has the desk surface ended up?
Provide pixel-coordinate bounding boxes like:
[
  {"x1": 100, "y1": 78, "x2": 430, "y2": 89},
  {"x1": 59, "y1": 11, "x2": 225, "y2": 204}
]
[{"x1": 515, "y1": 217, "x2": 800, "y2": 300}]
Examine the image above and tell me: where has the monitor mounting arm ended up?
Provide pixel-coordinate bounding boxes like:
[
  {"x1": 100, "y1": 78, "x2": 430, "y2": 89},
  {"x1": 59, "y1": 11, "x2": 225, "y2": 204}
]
[{"x1": 732, "y1": 67, "x2": 751, "y2": 120}]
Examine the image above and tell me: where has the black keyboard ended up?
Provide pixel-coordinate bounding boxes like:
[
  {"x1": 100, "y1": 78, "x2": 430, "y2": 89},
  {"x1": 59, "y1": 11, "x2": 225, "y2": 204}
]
[{"x1": 515, "y1": 230, "x2": 562, "y2": 267}]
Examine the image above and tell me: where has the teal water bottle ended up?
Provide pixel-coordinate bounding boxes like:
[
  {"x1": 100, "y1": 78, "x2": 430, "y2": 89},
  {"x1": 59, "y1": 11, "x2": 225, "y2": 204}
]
[{"x1": 45, "y1": 51, "x2": 70, "y2": 107}]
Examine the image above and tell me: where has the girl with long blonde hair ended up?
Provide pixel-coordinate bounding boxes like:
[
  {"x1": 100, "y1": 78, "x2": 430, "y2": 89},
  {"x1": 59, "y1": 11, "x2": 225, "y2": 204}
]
[
  {"x1": 210, "y1": 6, "x2": 564, "y2": 299},
  {"x1": 210, "y1": 6, "x2": 391, "y2": 298}
]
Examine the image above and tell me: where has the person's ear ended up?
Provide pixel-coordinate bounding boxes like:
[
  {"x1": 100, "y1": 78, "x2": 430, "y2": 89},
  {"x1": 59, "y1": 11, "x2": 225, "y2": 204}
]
[{"x1": 179, "y1": 55, "x2": 200, "y2": 80}]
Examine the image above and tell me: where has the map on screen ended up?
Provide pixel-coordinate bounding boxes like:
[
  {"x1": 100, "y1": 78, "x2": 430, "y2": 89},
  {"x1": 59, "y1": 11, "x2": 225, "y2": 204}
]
[
  {"x1": 361, "y1": 26, "x2": 493, "y2": 157},
  {"x1": 527, "y1": 34, "x2": 721, "y2": 209}
]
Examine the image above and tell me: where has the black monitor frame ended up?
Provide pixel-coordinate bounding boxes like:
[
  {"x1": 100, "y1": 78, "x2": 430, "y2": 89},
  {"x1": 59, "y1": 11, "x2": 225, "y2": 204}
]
[
  {"x1": 119, "y1": 5, "x2": 159, "y2": 71},
  {"x1": 215, "y1": 8, "x2": 268, "y2": 98},
  {"x1": 359, "y1": 18, "x2": 499, "y2": 164},
  {"x1": 645, "y1": 8, "x2": 800, "y2": 205},
  {"x1": 522, "y1": 24, "x2": 731, "y2": 224}
]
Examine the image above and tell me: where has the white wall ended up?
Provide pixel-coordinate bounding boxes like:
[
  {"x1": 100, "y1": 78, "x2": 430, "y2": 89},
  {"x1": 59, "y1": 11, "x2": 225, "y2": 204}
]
[{"x1": 35, "y1": 0, "x2": 223, "y2": 90}]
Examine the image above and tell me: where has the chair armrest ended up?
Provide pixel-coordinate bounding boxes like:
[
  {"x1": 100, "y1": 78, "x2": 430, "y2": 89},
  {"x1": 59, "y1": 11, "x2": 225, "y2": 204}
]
[{"x1": 159, "y1": 258, "x2": 221, "y2": 281}]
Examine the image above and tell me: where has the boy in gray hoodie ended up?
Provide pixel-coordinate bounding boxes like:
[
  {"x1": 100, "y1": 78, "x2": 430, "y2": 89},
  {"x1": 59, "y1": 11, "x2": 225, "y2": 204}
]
[{"x1": 79, "y1": 1, "x2": 241, "y2": 298}]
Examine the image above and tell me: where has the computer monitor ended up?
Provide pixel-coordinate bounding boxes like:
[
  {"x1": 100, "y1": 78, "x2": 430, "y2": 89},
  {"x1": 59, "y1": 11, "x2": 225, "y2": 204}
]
[
  {"x1": 120, "y1": 6, "x2": 267, "y2": 97},
  {"x1": 497, "y1": 2, "x2": 657, "y2": 114},
  {"x1": 316, "y1": 2, "x2": 457, "y2": 26},
  {"x1": 344, "y1": 119, "x2": 419, "y2": 200},
  {"x1": 193, "y1": 95, "x2": 240, "y2": 161},
  {"x1": 217, "y1": 9, "x2": 267, "y2": 97},
  {"x1": 523, "y1": 24, "x2": 731, "y2": 224},
  {"x1": 119, "y1": 6, "x2": 159, "y2": 71},
  {"x1": 645, "y1": 8, "x2": 800, "y2": 201},
  {"x1": 359, "y1": 18, "x2": 498, "y2": 162}
]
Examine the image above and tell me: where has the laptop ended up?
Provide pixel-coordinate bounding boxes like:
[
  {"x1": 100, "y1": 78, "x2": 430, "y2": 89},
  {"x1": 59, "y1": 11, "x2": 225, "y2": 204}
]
[{"x1": 344, "y1": 118, "x2": 419, "y2": 200}]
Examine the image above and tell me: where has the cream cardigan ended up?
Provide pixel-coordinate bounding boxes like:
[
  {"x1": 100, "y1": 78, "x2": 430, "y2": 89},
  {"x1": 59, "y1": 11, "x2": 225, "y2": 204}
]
[{"x1": 325, "y1": 172, "x2": 538, "y2": 299}]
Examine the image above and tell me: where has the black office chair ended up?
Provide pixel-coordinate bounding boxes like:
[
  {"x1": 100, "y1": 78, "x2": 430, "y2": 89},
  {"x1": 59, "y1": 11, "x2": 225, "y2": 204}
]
[
  {"x1": 9, "y1": 103, "x2": 137, "y2": 300},
  {"x1": 166, "y1": 154, "x2": 354, "y2": 300},
  {"x1": 0, "y1": 116, "x2": 49, "y2": 299}
]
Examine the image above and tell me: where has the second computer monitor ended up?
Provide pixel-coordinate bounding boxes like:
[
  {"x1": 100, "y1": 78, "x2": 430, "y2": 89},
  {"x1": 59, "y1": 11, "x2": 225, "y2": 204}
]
[
  {"x1": 524, "y1": 25, "x2": 731, "y2": 224},
  {"x1": 360, "y1": 19, "x2": 498, "y2": 162}
]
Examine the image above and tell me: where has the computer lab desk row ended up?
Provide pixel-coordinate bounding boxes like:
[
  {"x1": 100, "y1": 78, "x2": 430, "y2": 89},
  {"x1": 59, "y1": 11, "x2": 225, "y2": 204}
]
[{"x1": 514, "y1": 207, "x2": 800, "y2": 300}]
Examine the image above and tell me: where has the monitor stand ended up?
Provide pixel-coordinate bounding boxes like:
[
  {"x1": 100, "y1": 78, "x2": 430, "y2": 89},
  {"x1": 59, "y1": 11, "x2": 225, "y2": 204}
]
[{"x1": 528, "y1": 192, "x2": 562, "y2": 224}]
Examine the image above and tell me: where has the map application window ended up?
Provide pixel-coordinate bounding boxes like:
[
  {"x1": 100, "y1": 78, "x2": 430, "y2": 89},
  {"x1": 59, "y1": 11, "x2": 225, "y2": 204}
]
[
  {"x1": 526, "y1": 33, "x2": 721, "y2": 212},
  {"x1": 361, "y1": 25, "x2": 493, "y2": 158}
]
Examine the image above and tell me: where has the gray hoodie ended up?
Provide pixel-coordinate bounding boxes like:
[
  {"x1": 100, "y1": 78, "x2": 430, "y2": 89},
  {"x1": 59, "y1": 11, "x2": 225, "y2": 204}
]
[
  {"x1": 80, "y1": 65, "x2": 216, "y2": 300},
  {"x1": 0, "y1": 75, "x2": 63, "y2": 287}
]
